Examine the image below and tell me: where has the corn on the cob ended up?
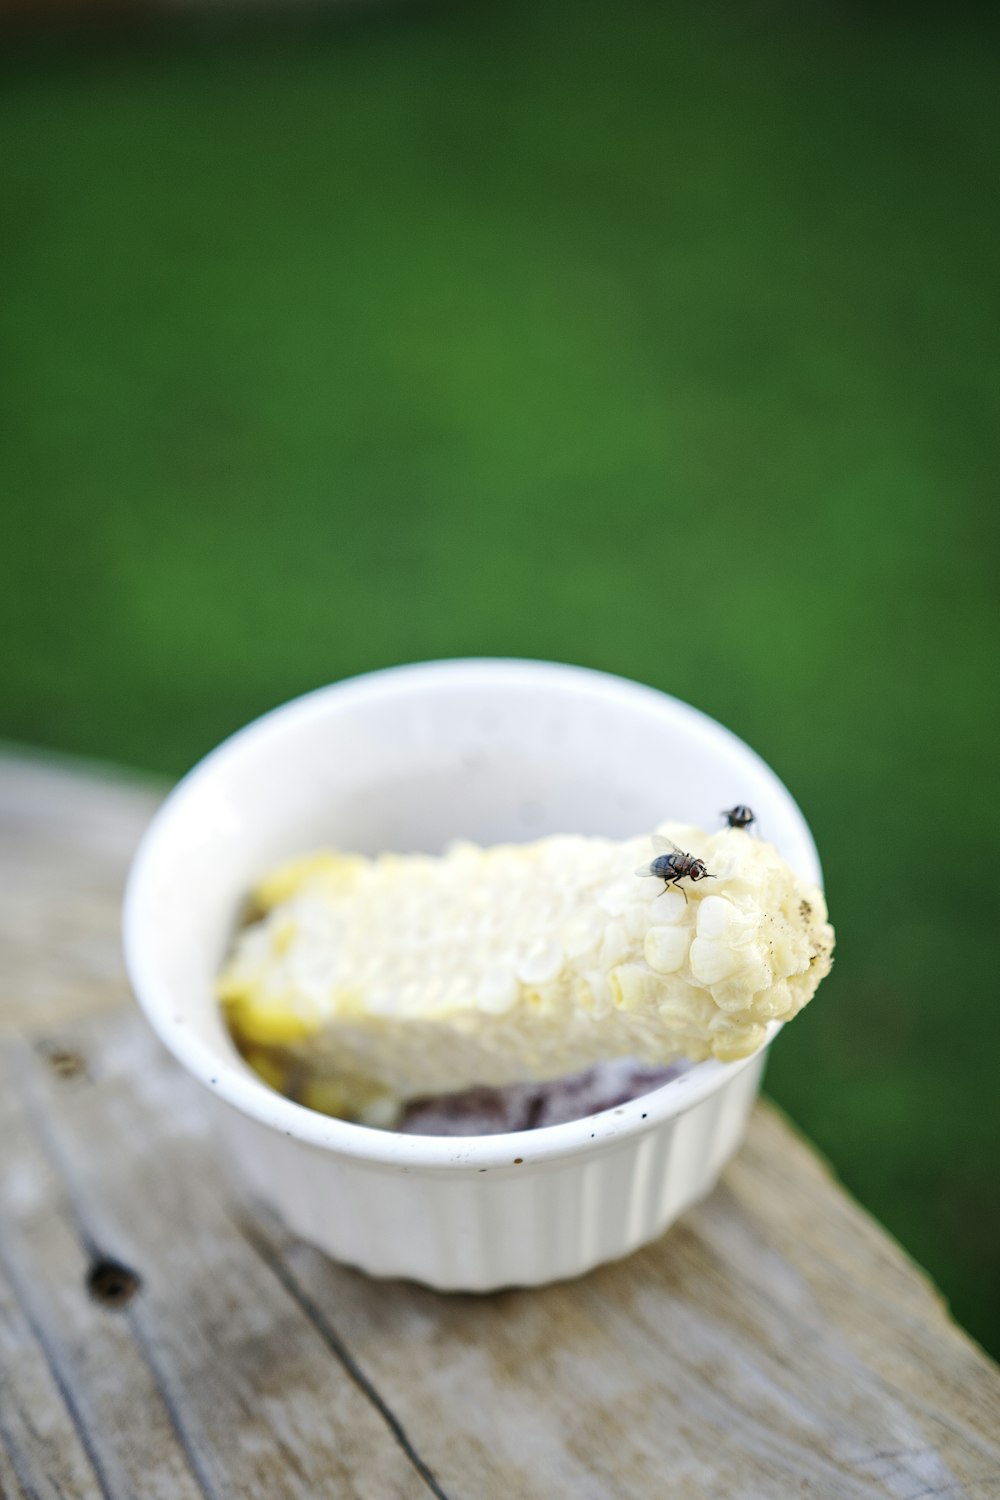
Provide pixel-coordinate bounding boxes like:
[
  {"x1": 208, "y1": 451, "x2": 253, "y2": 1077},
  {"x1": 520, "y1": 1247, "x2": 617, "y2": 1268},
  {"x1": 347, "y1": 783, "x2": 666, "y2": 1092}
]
[{"x1": 218, "y1": 823, "x2": 833, "y2": 1120}]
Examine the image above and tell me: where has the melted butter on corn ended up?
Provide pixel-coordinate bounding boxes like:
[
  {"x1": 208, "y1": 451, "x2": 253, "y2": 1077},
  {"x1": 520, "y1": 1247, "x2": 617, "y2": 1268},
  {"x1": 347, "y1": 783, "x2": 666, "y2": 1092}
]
[{"x1": 219, "y1": 824, "x2": 833, "y2": 1110}]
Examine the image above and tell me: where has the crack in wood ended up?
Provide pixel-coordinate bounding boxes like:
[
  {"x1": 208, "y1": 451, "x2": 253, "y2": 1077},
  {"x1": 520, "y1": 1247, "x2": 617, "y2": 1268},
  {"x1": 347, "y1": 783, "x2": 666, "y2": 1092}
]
[
  {"x1": 118, "y1": 1317, "x2": 225, "y2": 1500},
  {"x1": 0, "y1": 1227, "x2": 122, "y2": 1500},
  {"x1": 12, "y1": 1054, "x2": 223, "y2": 1500},
  {"x1": 234, "y1": 1213, "x2": 453, "y2": 1500},
  {"x1": 0, "y1": 1393, "x2": 46, "y2": 1500}
]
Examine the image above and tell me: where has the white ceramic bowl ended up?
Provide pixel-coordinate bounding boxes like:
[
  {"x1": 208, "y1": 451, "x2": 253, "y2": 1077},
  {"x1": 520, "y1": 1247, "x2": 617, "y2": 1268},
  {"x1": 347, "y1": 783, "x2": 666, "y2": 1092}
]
[{"x1": 123, "y1": 659, "x2": 821, "y2": 1290}]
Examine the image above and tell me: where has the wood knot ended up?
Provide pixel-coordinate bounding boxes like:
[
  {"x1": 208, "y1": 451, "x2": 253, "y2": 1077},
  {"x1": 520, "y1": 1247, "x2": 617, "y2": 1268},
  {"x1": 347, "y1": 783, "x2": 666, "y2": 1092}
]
[
  {"x1": 41, "y1": 1045, "x2": 86, "y2": 1080},
  {"x1": 86, "y1": 1258, "x2": 140, "y2": 1308}
]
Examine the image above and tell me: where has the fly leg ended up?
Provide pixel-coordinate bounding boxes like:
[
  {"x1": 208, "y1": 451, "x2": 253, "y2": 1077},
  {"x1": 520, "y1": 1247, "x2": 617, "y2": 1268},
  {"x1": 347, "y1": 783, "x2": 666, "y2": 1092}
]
[{"x1": 657, "y1": 878, "x2": 687, "y2": 904}]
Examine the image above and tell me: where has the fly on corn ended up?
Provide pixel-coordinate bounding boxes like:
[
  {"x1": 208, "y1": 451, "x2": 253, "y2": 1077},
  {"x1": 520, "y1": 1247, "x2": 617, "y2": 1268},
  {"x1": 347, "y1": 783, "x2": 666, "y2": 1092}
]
[{"x1": 218, "y1": 823, "x2": 834, "y2": 1123}]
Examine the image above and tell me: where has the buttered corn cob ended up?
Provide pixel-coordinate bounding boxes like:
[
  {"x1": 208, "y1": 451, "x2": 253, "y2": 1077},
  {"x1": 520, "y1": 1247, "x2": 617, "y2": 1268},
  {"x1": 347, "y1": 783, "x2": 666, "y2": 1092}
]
[{"x1": 218, "y1": 824, "x2": 834, "y2": 1122}]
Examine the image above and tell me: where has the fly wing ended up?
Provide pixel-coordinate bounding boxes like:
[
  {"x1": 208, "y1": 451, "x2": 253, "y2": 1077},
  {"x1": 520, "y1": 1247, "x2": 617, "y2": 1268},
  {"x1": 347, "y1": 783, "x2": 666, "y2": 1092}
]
[
  {"x1": 651, "y1": 833, "x2": 684, "y2": 856},
  {"x1": 634, "y1": 862, "x2": 655, "y2": 877}
]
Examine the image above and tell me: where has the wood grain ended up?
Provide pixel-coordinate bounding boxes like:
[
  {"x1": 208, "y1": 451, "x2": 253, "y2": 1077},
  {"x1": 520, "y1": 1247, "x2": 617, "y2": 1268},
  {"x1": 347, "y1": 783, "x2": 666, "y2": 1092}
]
[
  {"x1": 1, "y1": 749, "x2": 998, "y2": 1500},
  {"x1": 0, "y1": 752, "x2": 161, "y2": 1037}
]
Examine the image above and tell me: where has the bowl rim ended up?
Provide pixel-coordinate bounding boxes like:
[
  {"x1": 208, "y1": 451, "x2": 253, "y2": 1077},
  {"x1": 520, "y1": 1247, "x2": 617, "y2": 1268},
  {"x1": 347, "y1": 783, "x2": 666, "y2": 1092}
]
[{"x1": 123, "y1": 657, "x2": 820, "y2": 1171}]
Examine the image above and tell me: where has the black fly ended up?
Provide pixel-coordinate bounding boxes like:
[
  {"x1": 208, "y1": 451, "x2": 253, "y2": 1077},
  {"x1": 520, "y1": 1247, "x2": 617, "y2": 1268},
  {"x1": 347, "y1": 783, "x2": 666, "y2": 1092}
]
[
  {"x1": 635, "y1": 834, "x2": 714, "y2": 903},
  {"x1": 722, "y1": 804, "x2": 755, "y2": 831}
]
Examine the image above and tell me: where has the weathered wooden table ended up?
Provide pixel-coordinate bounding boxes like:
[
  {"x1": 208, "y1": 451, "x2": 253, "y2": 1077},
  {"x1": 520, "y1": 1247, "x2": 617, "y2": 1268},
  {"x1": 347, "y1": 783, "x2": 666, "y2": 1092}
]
[{"x1": 1, "y1": 752, "x2": 997, "y2": 1500}]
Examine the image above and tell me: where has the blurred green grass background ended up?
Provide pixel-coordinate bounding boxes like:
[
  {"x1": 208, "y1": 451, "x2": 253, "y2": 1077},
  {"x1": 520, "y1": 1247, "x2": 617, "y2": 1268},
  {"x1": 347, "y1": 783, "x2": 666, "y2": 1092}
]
[{"x1": 2, "y1": 0, "x2": 998, "y2": 1354}]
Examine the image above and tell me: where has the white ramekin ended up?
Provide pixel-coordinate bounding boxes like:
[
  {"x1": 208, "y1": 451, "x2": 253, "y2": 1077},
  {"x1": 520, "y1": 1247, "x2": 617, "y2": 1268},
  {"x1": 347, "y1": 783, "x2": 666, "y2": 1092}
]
[{"x1": 123, "y1": 659, "x2": 821, "y2": 1291}]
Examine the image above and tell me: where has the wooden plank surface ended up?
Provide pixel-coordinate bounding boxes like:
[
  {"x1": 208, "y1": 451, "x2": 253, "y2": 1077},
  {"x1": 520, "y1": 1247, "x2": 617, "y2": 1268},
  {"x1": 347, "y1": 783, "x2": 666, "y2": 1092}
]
[{"x1": 1, "y1": 750, "x2": 998, "y2": 1500}]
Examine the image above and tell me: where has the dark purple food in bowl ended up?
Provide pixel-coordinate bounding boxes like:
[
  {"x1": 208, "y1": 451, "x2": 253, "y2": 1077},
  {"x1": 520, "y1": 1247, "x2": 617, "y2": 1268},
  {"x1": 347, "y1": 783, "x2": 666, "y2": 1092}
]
[{"x1": 400, "y1": 1058, "x2": 685, "y2": 1136}]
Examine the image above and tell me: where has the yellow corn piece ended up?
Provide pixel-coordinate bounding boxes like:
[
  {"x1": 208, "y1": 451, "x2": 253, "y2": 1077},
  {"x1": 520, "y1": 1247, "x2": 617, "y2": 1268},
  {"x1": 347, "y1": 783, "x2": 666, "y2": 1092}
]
[{"x1": 218, "y1": 824, "x2": 833, "y2": 1105}]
